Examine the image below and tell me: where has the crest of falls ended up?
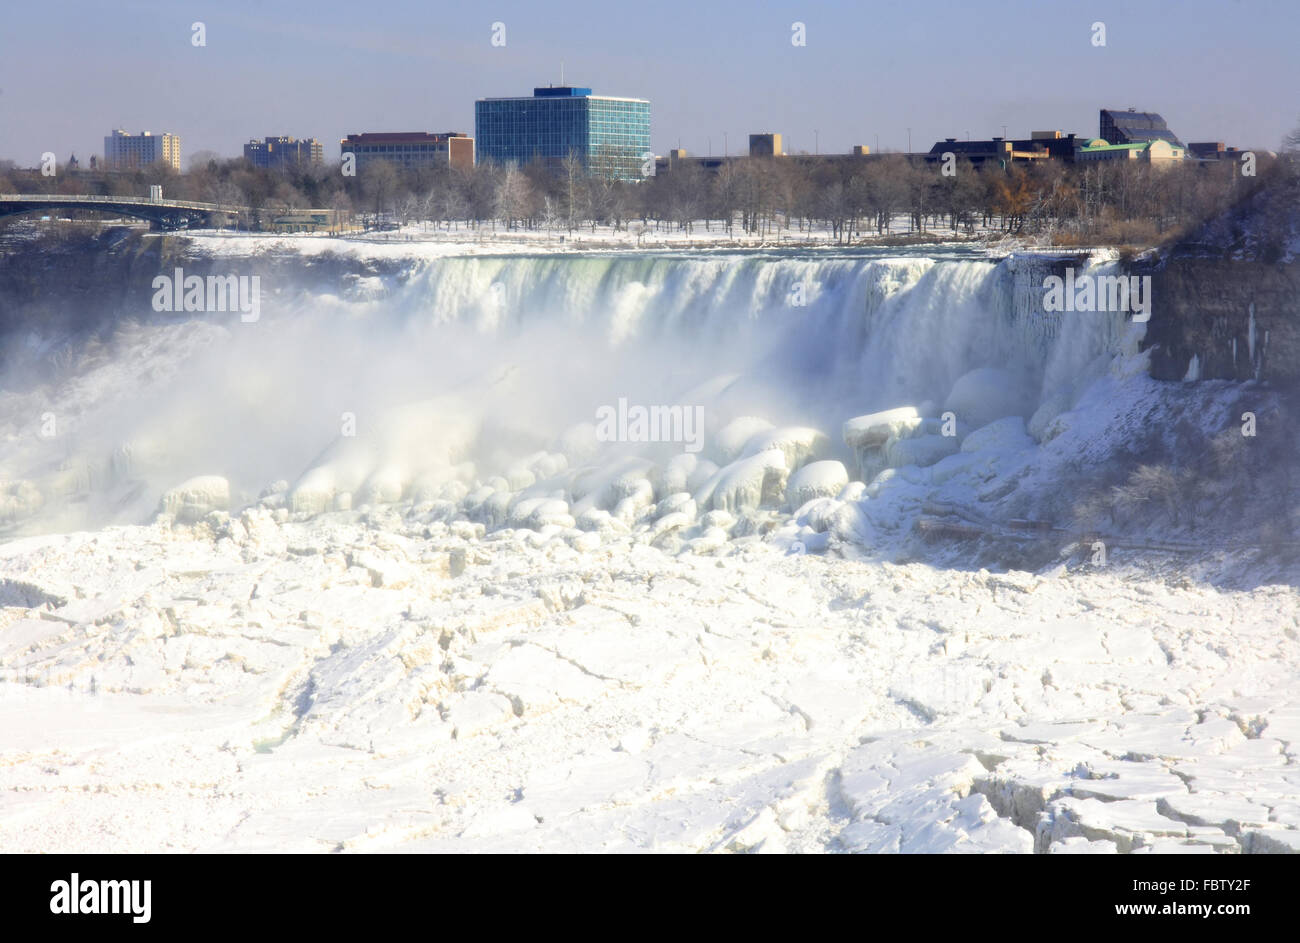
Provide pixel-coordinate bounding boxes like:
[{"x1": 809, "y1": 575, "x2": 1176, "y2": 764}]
[
  {"x1": 2, "y1": 249, "x2": 1139, "y2": 537},
  {"x1": 384, "y1": 250, "x2": 1129, "y2": 415}
]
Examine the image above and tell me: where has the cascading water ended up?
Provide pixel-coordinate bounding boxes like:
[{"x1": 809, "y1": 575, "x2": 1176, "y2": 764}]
[{"x1": 1, "y1": 247, "x2": 1137, "y2": 540}]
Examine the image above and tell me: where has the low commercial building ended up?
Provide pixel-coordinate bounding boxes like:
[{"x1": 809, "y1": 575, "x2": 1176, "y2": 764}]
[
  {"x1": 655, "y1": 134, "x2": 879, "y2": 175},
  {"x1": 1074, "y1": 138, "x2": 1186, "y2": 165},
  {"x1": 244, "y1": 136, "x2": 324, "y2": 169},
  {"x1": 339, "y1": 132, "x2": 475, "y2": 172},
  {"x1": 265, "y1": 208, "x2": 357, "y2": 234},
  {"x1": 1186, "y1": 141, "x2": 1254, "y2": 164},
  {"x1": 925, "y1": 131, "x2": 1085, "y2": 168}
]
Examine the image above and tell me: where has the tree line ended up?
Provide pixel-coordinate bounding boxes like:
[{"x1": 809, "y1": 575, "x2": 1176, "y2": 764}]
[{"x1": 1, "y1": 133, "x2": 1295, "y2": 247}]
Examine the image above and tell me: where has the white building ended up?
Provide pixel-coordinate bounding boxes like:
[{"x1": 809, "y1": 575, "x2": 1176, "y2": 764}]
[{"x1": 103, "y1": 130, "x2": 181, "y2": 170}]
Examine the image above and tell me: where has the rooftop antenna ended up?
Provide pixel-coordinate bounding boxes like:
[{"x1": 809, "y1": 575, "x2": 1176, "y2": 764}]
[{"x1": 560, "y1": 61, "x2": 564, "y2": 86}]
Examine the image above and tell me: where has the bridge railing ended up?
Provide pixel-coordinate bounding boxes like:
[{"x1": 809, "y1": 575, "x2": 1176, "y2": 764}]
[{"x1": 0, "y1": 194, "x2": 245, "y2": 211}]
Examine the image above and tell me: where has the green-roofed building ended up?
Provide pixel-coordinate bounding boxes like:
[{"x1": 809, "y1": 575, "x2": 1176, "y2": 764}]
[{"x1": 1075, "y1": 138, "x2": 1186, "y2": 165}]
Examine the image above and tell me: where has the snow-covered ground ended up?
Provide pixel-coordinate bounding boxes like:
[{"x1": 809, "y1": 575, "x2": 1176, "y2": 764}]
[
  {"x1": 2, "y1": 513, "x2": 1297, "y2": 854},
  {"x1": 181, "y1": 214, "x2": 1002, "y2": 260},
  {"x1": 1, "y1": 242, "x2": 1296, "y2": 853}
]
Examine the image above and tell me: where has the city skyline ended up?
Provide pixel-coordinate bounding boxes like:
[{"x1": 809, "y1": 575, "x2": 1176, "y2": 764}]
[{"x1": 1, "y1": 0, "x2": 1297, "y2": 167}]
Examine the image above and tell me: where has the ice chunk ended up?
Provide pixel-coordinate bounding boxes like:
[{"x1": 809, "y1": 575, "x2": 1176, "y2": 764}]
[
  {"x1": 654, "y1": 492, "x2": 697, "y2": 521},
  {"x1": 842, "y1": 406, "x2": 920, "y2": 451},
  {"x1": 1049, "y1": 837, "x2": 1118, "y2": 854},
  {"x1": 694, "y1": 449, "x2": 789, "y2": 513},
  {"x1": 446, "y1": 692, "x2": 516, "y2": 739},
  {"x1": 357, "y1": 464, "x2": 407, "y2": 505},
  {"x1": 786, "y1": 460, "x2": 849, "y2": 510},
  {"x1": 741, "y1": 426, "x2": 830, "y2": 472}
]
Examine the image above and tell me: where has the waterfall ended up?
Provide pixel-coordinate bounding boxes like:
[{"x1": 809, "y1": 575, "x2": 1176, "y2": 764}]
[
  {"x1": 2, "y1": 247, "x2": 1137, "y2": 537},
  {"x1": 321, "y1": 249, "x2": 1131, "y2": 426}
]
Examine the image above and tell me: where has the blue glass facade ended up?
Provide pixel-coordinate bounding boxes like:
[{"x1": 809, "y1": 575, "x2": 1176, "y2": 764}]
[{"x1": 475, "y1": 87, "x2": 651, "y2": 181}]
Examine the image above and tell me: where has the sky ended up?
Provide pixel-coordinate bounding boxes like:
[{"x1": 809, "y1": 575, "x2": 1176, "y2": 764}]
[{"x1": 0, "y1": 0, "x2": 1296, "y2": 167}]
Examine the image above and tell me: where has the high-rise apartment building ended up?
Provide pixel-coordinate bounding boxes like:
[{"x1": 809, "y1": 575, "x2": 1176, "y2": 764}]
[
  {"x1": 103, "y1": 130, "x2": 181, "y2": 170},
  {"x1": 244, "y1": 136, "x2": 324, "y2": 169}
]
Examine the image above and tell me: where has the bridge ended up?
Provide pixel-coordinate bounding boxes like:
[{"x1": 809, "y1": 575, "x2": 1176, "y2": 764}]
[{"x1": 0, "y1": 194, "x2": 251, "y2": 230}]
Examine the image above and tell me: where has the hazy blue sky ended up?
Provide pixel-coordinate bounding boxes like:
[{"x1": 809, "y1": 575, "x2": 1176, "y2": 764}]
[{"x1": 2, "y1": 0, "x2": 1296, "y2": 166}]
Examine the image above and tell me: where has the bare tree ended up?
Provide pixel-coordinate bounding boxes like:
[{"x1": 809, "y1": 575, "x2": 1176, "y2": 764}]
[
  {"x1": 1284, "y1": 118, "x2": 1300, "y2": 153},
  {"x1": 494, "y1": 162, "x2": 533, "y2": 230}
]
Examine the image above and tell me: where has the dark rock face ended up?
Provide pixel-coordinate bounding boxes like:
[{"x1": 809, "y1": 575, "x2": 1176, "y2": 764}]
[
  {"x1": 1140, "y1": 170, "x2": 1300, "y2": 385},
  {"x1": 0, "y1": 227, "x2": 405, "y2": 349},
  {"x1": 1144, "y1": 259, "x2": 1300, "y2": 384}
]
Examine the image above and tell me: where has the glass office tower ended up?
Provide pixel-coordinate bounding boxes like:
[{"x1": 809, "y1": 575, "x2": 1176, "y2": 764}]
[{"x1": 474, "y1": 86, "x2": 652, "y2": 181}]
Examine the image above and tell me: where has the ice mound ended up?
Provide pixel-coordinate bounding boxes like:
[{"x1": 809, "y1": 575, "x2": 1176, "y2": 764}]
[
  {"x1": 843, "y1": 406, "x2": 922, "y2": 477},
  {"x1": 1028, "y1": 389, "x2": 1075, "y2": 443},
  {"x1": 884, "y1": 434, "x2": 959, "y2": 469},
  {"x1": 285, "y1": 396, "x2": 481, "y2": 514},
  {"x1": 786, "y1": 460, "x2": 850, "y2": 510},
  {"x1": 158, "y1": 475, "x2": 230, "y2": 523},
  {"x1": 843, "y1": 406, "x2": 921, "y2": 451},
  {"x1": 694, "y1": 448, "x2": 789, "y2": 514},
  {"x1": 713, "y1": 416, "x2": 775, "y2": 463},
  {"x1": 842, "y1": 406, "x2": 963, "y2": 481},
  {"x1": 571, "y1": 458, "x2": 656, "y2": 517},
  {"x1": 942, "y1": 367, "x2": 1032, "y2": 429},
  {"x1": 657, "y1": 453, "x2": 699, "y2": 496},
  {"x1": 741, "y1": 426, "x2": 830, "y2": 472},
  {"x1": 960, "y1": 416, "x2": 1036, "y2": 455}
]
